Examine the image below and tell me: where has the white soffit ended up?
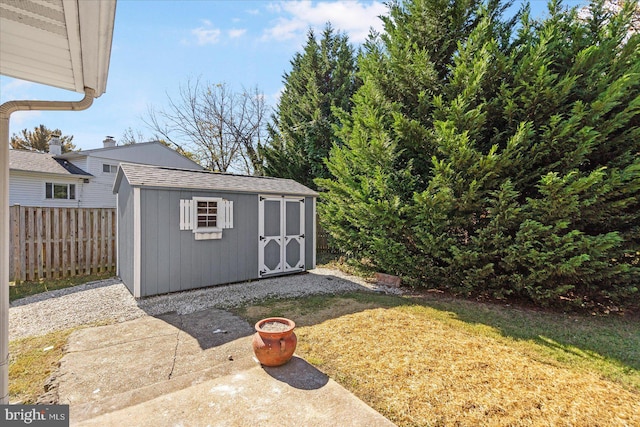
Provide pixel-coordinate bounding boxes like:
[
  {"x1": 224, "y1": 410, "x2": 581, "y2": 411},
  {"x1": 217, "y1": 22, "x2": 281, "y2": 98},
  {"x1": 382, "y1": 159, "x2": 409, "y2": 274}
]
[{"x1": 0, "y1": 0, "x2": 116, "y2": 97}]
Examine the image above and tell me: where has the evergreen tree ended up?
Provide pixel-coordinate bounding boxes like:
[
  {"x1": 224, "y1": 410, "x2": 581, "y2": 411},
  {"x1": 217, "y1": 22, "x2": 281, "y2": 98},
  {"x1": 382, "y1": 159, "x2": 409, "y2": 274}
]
[
  {"x1": 262, "y1": 24, "x2": 359, "y2": 189},
  {"x1": 318, "y1": 0, "x2": 505, "y2": 277},
  {"x1": 319, "y1": 0, "x2": 640, "y2": 307},
  {"x1": 10, "y1": 124, "x2": 76, "y2": 153}
]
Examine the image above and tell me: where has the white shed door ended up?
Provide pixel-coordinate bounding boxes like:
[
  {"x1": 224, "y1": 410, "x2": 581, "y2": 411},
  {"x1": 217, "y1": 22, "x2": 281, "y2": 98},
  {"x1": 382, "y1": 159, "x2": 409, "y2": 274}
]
[{"x1": 259, "y1": 196, "x2": 305, "y2": 277}]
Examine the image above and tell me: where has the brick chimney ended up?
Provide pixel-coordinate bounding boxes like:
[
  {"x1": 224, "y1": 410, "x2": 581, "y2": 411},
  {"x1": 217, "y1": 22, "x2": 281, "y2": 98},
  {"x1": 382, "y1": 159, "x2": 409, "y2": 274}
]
[
  {"x1": 49, "y1": 134, "x2": 62, "y2": 156},
  {"x1": 103, "y1": 136, "x2": 116, "y2": 148}
]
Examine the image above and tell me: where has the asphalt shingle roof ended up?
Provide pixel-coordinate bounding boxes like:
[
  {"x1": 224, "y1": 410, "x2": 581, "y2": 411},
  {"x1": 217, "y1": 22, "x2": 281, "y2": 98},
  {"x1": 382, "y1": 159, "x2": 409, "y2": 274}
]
[
  {"x1": 9, "y1": 150, "x2": 92, "y2": 177},
  {"x1": 116, "y1": 163, "x2": 318, "y2": 196},
  {"x1": 59, "y1": 140, "x2": 159, "y2": 156}
]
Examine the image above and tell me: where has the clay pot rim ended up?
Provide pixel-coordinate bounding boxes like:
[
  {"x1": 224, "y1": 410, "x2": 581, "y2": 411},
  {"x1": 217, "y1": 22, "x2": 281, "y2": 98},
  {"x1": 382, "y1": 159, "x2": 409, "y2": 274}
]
[{"x1": 255, "y1": 317, "x2": 296, "y2": 335}]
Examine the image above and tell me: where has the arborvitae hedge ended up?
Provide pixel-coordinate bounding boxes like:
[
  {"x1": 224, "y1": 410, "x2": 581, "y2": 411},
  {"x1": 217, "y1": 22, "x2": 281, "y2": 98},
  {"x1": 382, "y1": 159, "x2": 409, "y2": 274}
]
[{"x1": 317, "y1": 0, "x2": 640, "y2": 308}]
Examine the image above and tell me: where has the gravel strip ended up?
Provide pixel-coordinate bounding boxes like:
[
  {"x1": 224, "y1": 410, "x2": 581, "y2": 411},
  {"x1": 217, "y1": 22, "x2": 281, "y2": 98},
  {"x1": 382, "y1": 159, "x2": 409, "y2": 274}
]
[{"x1": 9, "y1": 268, "x2": 393, "y2": 340}]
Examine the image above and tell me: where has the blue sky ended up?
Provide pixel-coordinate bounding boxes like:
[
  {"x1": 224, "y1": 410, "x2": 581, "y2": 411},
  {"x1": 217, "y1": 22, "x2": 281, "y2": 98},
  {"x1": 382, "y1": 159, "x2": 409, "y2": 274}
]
[{"x1": 1, "y1": 0, "x2": 587, "y2": 151}]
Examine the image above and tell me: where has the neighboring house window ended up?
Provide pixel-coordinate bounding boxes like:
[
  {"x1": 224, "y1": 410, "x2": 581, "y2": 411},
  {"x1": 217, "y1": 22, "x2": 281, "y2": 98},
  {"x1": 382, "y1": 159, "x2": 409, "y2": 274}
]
[
  {"x1": 45, "y1": 183, "x2": 76, "y2": 200},
  {"x1": 103, "y1": 163, "x2": 117, "y2": 173}
]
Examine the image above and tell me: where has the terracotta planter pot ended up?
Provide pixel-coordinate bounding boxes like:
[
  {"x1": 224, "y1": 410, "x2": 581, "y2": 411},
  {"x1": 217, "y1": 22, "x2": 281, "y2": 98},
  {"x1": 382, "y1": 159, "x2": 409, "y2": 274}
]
[{"x1": 252, "y1": 317, "x2": 297, "y2": 367}]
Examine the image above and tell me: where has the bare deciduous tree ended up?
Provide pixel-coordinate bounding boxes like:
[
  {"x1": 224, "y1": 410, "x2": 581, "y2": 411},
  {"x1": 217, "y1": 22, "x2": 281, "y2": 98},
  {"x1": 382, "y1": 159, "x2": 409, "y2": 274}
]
[
  {"x1": 579, "y1": 0, "x2": 640, "y2": 35},
  {"x1": 120, "y1": 127, "x2": 150, "y2": 145},
  {"x1": 607, "y1": 0, "x2": 640, "y2": 31},
  {"x1": 144, "y1": 78, "x2": 267, "y2": 174}
]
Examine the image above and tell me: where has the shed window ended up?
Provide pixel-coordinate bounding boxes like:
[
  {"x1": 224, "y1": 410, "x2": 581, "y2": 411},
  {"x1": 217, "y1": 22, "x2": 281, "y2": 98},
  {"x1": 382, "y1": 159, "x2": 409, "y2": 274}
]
[
  {"x1": 45, "y1": 183, "x2": 76, "y2": 200},
  {"x1": 196, "y1": 199, "x2": 219, "y2": 230},
  {"x1": 180, "y1": 197, "x2": 233, "y2": 240}
]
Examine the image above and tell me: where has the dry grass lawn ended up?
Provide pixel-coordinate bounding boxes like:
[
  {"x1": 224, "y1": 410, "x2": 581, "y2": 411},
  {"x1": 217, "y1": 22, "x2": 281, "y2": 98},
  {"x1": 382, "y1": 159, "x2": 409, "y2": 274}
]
[
  {"x1": 10, "y1": 287, "x2": 638, "y2": 426},
  {"x1": 238, "y1": 294, "x2": 640, "y2": 427},
  {"x1": 8, "y1": 329, "x2": 73, "y2": 403}
]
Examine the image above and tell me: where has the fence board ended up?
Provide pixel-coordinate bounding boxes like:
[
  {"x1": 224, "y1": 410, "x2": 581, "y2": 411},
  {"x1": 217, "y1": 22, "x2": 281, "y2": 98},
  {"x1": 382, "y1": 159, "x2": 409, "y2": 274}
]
[
  {"x1": 78, "y1": 210, "x2": 85, "y2": 275},
  {"x1": 93, "y1": 209, "x2": 99, "y2": 275},
  {"x1": 61, "y1": 208, "x2": 68, "y2": 277},
  {"x1": 9, "y1": 206, "x2": 117, "y2": 281},
  {"x1": 69, "y1": 210, "x2": 77, "y2": 277},
  {"x1": 27, "y1": 208, "x2": 34, "y2": 279},
  {"x1": 100, "y1": 210, "x2": 106, "y2": 274},
  {"x1": 51, "y1": 208, "x2": 58, "y2": 279},
  {"x1": 10, "y1": 207, "x2": 19, "y2": 281},
  {"x1": 44, "y1": 208, "x2": 53, "y2": 277},
  {"x1": 316, "y1": 222, "x2": 341, "y2": 254},
  {"x1": 19, "y1": 206, "x2": 26, "y2": 281},
  {"x1": 106, "y1": 210, "x2": 113, "y2": 270},
  {"x1": 85, "y1": 209, "x2": 92, "y2": 275}
]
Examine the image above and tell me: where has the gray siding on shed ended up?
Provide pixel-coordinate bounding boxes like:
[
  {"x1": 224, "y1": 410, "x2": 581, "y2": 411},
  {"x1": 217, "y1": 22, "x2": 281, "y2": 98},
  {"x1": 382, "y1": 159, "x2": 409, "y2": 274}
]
[
  {"x1": 137, "y1": 188, "x2": 259, "y2": 297},
  {"x1": 116, "y1": 179, "x2": 135, "y2": 293}
]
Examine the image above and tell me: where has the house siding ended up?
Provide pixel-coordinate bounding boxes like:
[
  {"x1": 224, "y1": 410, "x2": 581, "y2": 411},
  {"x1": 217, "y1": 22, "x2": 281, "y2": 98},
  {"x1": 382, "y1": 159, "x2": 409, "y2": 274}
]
[
  {"x1": 9, "y1": 171, "x2": 85, "y2": 207},
  {"x1": 68, "y1": 157, "x2": 88, "y2": 172},
  {"x1": 137, "y1": 189, "x2": 259, "y2": 297},
  {"x1": 74, "y1": 155, "x2": 120, "y2": 208}
]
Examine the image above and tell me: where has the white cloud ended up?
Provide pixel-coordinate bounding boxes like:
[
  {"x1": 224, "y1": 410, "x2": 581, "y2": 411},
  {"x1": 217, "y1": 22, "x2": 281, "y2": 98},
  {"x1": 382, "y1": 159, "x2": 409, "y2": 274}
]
[
  {"x1": 268, "y1": 86, "x2": 285, "y2": 107},
  {"x1": 7, "y1": 110, "x2": 42, "y2": 128},
  {"x1": 263, "y1": 1, "x2": 386, "y2": 43},
  {"x1": 0, "y1": 78, "x2": 36, "y2": 102},
  {"x1": 228, "y1": 28, "x2": 247, "y2": 39},
  {"x1": 192, "y1": 26, "x2": 222, "y2": 45}
]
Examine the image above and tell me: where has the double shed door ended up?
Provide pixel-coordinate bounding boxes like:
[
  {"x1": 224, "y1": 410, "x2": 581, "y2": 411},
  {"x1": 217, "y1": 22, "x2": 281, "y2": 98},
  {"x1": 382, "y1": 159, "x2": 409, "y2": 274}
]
[{"x1": 258, "y1": 196, "x2": 305, "y2": 277}]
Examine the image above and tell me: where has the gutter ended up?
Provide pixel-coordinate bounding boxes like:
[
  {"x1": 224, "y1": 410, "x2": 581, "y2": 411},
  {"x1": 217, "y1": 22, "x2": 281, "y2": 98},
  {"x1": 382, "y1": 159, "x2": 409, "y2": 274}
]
[{"x1": 0, "y1": 88, "x2": 95, "y2": 404}]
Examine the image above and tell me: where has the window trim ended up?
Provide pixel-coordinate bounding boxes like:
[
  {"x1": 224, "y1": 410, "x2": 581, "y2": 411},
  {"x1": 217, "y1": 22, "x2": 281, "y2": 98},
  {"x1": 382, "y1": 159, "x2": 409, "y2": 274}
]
[
  {"x1": 192, "y1": 196, "x2": 223, "y2": 234},
  {"x1": 103, "y1": 163, "x2": 117, "y2": 173},
  {"x1": 45, "y1": 182, "x2": 76, "y2": 200}
]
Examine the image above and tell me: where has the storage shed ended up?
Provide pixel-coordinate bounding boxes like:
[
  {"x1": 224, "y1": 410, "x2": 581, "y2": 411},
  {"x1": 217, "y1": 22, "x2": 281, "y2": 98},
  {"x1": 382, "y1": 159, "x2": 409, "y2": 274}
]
[{"x1": 113, "y1": 163, "x2": 318, "y2": 298}]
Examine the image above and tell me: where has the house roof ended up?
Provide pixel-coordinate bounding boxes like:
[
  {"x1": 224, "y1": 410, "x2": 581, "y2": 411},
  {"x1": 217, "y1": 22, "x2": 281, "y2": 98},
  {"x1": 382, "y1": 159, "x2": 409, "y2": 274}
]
[
  {"x1": 0, "y1": 0, "x2": 116, "y2": 96},
  {"x1": 59, "y1": 141, "x2": 203, "y2": 170},
  {"x1": 114, "y1": 163, "x2": 319, "y2": 197},
  {"x1": 9, "y1": 150, "x2": 92, "y2": 177},
  {"x1": 62, "y1": 140, "x2": 164, "y2": 155}
]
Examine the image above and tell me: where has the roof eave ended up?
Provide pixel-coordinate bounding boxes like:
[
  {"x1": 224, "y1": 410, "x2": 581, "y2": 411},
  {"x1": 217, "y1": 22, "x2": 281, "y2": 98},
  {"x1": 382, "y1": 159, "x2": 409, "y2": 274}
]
[
  {"x1": 0, "y1": 0, "x2": 117, "y2": 97},
  {"x1": 77, "y1": 0, "x2": 117, "y2": 97},
  {"x1": 10, "y1": 168, "x2": 91, "y2": 179}
]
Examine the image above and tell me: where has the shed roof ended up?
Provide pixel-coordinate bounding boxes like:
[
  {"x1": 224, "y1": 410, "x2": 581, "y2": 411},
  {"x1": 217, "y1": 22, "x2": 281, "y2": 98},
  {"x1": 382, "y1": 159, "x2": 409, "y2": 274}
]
[
  {"x1": 9, "y1": 149, "x2": 92, "y2": 177},
  {"x1": 114, "y1": 163, "x2": 318, "y2": 197}
]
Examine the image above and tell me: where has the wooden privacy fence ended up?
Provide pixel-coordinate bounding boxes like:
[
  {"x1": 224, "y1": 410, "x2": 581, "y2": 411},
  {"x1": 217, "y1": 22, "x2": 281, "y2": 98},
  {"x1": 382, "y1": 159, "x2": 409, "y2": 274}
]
[
  {"x1": 316, "y1": 221, "x2": 341, "y2": 254},
  {"x1": 9, "y1": 206, "x2": 116, "y2": 282}
]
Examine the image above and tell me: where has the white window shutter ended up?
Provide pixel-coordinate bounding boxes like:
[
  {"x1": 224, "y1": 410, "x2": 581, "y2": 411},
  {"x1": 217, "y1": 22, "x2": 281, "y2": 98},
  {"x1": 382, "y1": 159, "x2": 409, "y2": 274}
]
[
  {"x1": 223, "y1": 200, "x2": 233, "y2": 229},
  {"x1": 180, "y1": 199, "x2": 194, "y2": 230}
]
